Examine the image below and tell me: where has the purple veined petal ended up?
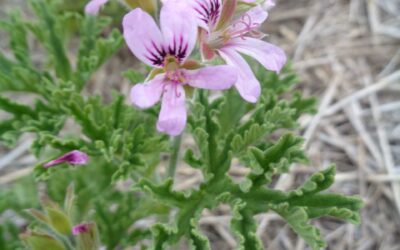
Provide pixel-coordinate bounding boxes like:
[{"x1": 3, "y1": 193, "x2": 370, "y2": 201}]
[
  {"x1": 190, "y1": 0, "x2": 222, "y2": 30},
  {"x1": 160, "y1": 0, "x2": 213, "y2": 30},
  {"x1": 123, "y1": 9, "x2": 166, "y2": 67},
  {"x1": 157, "y1": 84, "x2": 187, "y2": 136},
  {"x1": 227, "y1": 37, "x2": 286, "y2": 73},
  {"x1": 130, "y1": 74, "x2": 166, "y2": 109},
  {"x1": 228, "y1": 6, "x2": 268, "y2": 38},
  {"x1": 219, "y1": 48, "x2": 261, "y2": 103},
  {"x1": 43, "y1": 150, "x2": 89, "y2": 168},
  {"x1": 160, "y1": 0, "x2": 200, "y2": 62},
  {"x1": 183, "y1": 65, "x2": 237, "y2": 90},
  {"x1": 84, "y1": 0, "x2": 109, "y2": 15},
  {"x1": 72, "y1": 223, "x2": 90, "y2": 235}
]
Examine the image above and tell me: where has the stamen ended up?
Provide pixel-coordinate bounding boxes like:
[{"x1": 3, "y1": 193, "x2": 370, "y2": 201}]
[
  {"x1": 175, "y1": 86, "x2": 182, "y2": 98},
  {"x1": 228, "y1": 13, "x2": 261, "y2": 40}
]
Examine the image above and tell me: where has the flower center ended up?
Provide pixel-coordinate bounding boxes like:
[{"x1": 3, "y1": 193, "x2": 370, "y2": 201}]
[
  {"x1": 164, "y1": 55, "x2": 186, "y2": 85},
  {"x1": 164, "y1": 55, "x2": 180, "y2": 72},
  {"x1": 165, "y1": 70, "x2": 186, "y2": 84}
]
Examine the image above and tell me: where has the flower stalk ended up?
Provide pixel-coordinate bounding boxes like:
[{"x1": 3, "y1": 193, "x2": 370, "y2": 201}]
[{"x1": 167, "y1": 134, "x2": 182, "y2": 178}]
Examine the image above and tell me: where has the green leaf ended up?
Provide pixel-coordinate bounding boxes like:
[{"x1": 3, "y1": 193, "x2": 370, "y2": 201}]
[
  {"x1": 29, "y1": 0, "x2": 72, "y2": 80},
  {"x1": 272, "y1": 203, "x2": 326, "y2": 250},
  {"x1": 231, "y1": 200, "x2": 263, "y2": 250},
  {"x1": 289, "y1": 166, "x2": 336, "y2": 197},
  {"x1": 189, "y1": 219, "x2": 211, "y2": 250},
  {"x1": 248, "y1": 133, "x2": 308, "y2": 188},
  {"x1": 123, "y1": 69, "x2": 146, "y2": 84},
  {"x1": 136, "y1": 179, "x2": 189, "y2": 207},
  {"x1": 151, "y1": 224, "x2": 176, "y2": 250}
]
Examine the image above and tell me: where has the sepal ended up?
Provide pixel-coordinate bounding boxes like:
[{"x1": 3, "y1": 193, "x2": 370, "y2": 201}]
[{"x1": 20, "y1": 230, "x2": 66, "y2": 250}]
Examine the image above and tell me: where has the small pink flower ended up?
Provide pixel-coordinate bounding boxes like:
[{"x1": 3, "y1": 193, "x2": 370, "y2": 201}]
[
  {"x1": 123, "y1": 2, "x2": 238, "y2": 136},
  {"x1": 43, "y1": 150, "x2": 89, "y2": 168},
  {"x1": 84, "y1": 0, "x2": 109, "y2": 15},
  {"x1": 190, "y1": 0, "x2": 286, "y2": 103},
  {"x1": 72, "y1": 223, "x2": 90, "y2": 235}
]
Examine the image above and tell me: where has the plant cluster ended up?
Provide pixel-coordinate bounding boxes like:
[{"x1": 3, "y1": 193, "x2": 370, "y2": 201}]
[{"x1": 0, "y1": 0, "x2": 362, "y2": 249}]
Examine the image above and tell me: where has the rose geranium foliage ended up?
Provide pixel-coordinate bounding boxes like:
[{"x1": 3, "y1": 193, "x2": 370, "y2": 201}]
[{"x1": 0, "y1": 0, "x2": 362, "y2": 249}]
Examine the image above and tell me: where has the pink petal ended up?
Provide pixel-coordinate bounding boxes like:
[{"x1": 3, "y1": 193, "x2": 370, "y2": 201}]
[
  {"x1": 130, "y1": 74, "x2": 165, "y2": 109},
  {"x1": 227, "y1": 37, "x2": 286, "y2": 73},
  {"x1": 123, "y1": 9, "x2": 165, "y2": 67},
  {"x1": 44, "y1": 150, "x2": 89, "y2": 168},
  {"x1": 229, "y1": 6, "x2": 268, "y2": 35},
  {"x1": 84, "y1": 0, "x2": 109, "y2": 15},
  {"x1": 183, "y1": 65, "x2": 237, "y2": 90},
  {"x1": 183, "y1": 0, "x2": 222, "y2": 31},
  {"x1": 219, "y1": 48, "x2": 261, "y2": 103},
  {"x1": 160, "y1": 0, "x2": 199, "y2": 62},
  {"x1": 157, "y1": 84, "x2": 187, "y2": 136},
  {"x1": 264, "y1": 0, "x2": 276, "y2": 8}
]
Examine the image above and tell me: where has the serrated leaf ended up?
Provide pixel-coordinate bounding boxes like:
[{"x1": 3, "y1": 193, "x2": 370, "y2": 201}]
[
  {"x1": 189, "y1": 219, "x2": 210, "y2": 250},
  {"x1": 231, "y1": 200, "x2": 263, "y2": 250},
  {"x1": 29, "y1": 0, "x2": 72, "y2": 80},
  {"x1": 273, "y1": 203, "x2": 326, "y2": 250},
  {"x1": 289, "y1": 166, "x2": 336, "y2": 197},
  {"x1": 136, "y1": 179, "x2": 189, "y2": 207},
  {"x1": 151, "y1": 224, "x2": 176, "y2": 250},
  {"x1": 248, "y1": 133, "x2": 307, "y2": 188}
]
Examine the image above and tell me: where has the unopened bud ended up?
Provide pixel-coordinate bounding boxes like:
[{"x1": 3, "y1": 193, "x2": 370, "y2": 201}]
[
  {"x1": 73, "y1": 222, "x2": 100, "y2": 250},
  {"x1": 43, "y1": 150, "x2": 89, "y2": 168}
]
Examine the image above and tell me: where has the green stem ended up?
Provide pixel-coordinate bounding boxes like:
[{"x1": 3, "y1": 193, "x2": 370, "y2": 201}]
[{"x1": 168, "y1": 135, "x2": 182, "y2": 178}]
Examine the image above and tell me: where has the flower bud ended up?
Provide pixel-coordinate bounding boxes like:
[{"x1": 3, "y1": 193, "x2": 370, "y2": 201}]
[
  {"x1": 85, "y1": 0, "x2": 109, "y2": 15},
  {"x1": 43, "y1": 150, "x2": 89, "y2": 168},
  {"x1": 20, "y1": 231, "x2": 65, "y2": 250},
  {"x1": 73, "y1": 222, "x2": 100, "y2": 250}
]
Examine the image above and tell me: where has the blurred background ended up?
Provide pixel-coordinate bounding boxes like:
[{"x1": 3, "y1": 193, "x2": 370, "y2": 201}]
[{"x1": 0, "y1": 0, "x2": 400, "y2": 249}]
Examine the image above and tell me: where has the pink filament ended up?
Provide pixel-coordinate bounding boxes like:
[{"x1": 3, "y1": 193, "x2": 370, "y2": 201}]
[{"x1": 229, "y1": 14, "x2": 261, "y2": 39}]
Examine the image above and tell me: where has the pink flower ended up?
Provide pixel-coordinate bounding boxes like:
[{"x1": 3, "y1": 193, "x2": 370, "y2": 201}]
[
  {"x1": 123, "y1": 2, "x2": 238, "y2": 136},
  {"x1": 85, "y1": 0, "x2": 109, "y2": 15},
  {"x1": 43, "y1": 150, "x2": 89, "y2": 168},
  {"x1": 190, "y1": 0, "x2": 286, "y2": 103},
  {"x1": 72, "y1": 223, "x2": 90, "y2": 235}
]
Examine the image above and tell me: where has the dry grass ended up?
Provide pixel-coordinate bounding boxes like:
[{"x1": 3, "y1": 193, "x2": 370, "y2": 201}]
[{"x1": 1, "y1": 0, "x2": 400, "y2": 249}]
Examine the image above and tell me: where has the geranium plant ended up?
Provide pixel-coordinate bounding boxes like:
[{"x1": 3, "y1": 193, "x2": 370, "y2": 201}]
[{"x1": 0, "y1": 0, "x2": 362, "y2": 249}]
